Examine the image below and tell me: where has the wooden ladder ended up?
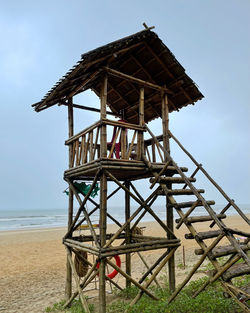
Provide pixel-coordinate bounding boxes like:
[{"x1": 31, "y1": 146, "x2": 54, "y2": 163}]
[{"x1": 144, "y1": 126, "x2": 250, "y2": 312}]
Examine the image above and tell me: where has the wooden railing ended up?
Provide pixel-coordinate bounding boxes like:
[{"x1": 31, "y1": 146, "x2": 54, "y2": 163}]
[
  {"x1": 144, "y1": 135, "x2": 164, "y2": 163},
  {"x1": 65, "y1": 119, "x2": 146, "y2": 168}
]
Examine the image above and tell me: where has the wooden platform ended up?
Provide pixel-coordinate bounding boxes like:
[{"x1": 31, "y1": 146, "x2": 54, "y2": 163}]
[{"x1": 64, "y1": 158, "x2": 188, "y2": 181}]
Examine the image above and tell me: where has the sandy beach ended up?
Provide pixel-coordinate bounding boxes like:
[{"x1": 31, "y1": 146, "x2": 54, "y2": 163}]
[{"x1": 0, "y1": 215, "x2": 248, "y2": 313}]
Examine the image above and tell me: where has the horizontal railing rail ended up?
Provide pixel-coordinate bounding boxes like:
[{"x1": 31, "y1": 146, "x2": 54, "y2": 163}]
[{"x1": 66, "y1": 120, "x2": 147, "y2": 168}]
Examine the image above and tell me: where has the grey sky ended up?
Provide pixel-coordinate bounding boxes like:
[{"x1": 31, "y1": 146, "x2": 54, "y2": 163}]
[{"x1": 0, "y1": 0, "x2": 249, "y2": 210}]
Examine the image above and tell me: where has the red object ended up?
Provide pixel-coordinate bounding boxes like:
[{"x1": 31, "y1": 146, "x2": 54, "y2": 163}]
[
  {"x1": 107, "y1": 120, "x2": 127, "y2": 159},
  {"x1": 96, "y1": 255, "x2": 121, "y2": 279}
]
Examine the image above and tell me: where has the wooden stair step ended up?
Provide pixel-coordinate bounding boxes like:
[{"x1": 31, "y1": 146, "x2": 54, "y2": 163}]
[
  {"x1": 175, "y1": 214, "x2": 226, "y2": 224},
  {"x1": 168, "y1": 200, "x2": 215, "y2": 209},
  {"x1": 151, "y1": 165, "x2": 188, "y2": 173},
  {"x1": 223, "y1": 263, "x2": 250, "y2": 281},
  {"x1": 185, "y1": 230, "x2": 222, "y2": 240},
  {"x1": 158, "y1": 189, "x2": 205, "y2": 196},
  {"x1": 195, "y1": 243, "x2": 250, "y2": 257},
  {"x1": 149, "y1": 176, "x2": 196, "y2": 184}
]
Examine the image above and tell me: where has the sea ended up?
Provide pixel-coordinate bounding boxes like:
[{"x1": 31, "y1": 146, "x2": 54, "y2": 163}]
[{"x1": 0, "y1": 205, "x2": 249, "y2": 232}]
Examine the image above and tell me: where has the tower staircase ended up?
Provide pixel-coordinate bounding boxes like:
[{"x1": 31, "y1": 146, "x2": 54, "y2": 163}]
[{"x1": 144, "y1": 126, "x2": 250, "y2": 312}]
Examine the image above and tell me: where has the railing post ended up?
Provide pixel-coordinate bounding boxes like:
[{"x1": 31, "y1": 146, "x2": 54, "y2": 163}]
[
  {"x1": 100, "y1": 75, "x2": 107, "y2": 158},
  {"x1": 137, "y1": 87, "x2": 144, "y2": 160},
  {"x1": 162, "y1": 92, "x2": 170, "y2": 156}
]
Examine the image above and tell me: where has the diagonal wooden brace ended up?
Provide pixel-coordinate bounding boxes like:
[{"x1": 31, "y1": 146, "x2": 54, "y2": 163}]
[{"x1": 150, "y1": 160, "x2": 171, "y2": 189}]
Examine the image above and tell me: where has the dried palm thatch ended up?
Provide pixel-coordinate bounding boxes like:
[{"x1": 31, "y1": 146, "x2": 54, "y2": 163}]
[{"x1": 74, "y1": 251, "x2": 89, "y2": 277}]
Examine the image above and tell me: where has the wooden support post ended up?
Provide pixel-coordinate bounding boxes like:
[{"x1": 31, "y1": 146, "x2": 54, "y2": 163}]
[
  {"x1": 65, "y1": 97, "x2": 74, "y2": 300},
  {"x1": 99, "y1": 172, "x2": 107, "y2": 313},
  {"x1": 161, "y1": 93, "x2": 174, "y2": 291},
  {"x1": 100, "y1": 75, "x2": 108, "y2": 158},
  {"x1": 161, "y1": 92, "x2": 170, "y2": 156},
  {"x1": 167, "y1": 188, "x2": 175, "y2": 293},
  {"x1": 137, "y1": 87, "x2": 144, "y2": 160},
  {"x1": 125, "y1": 180, "x2": 131, "y2": 288}
]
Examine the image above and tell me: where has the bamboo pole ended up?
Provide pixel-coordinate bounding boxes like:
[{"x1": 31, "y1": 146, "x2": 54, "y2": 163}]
[
  {"x1": 125, "y1": 180, "x2": 131, "y2": 288},
  {"x1": 168, "y1": 233, "x2": 224, "y2": 303},
  {"x1": 68, "y1": 181, "x2": 100, "y2": 249},
  {"x1": 102, "y1": 172, "x2": 165, "y2": 249},
  {"x1": 99, "y1": 171, "x2": 107, "y2": 313},
  {"x1": 168, "y1": 130, "x2": 250, "y2": 225},
  {"x1": 130, "y1": 248, "x2": 177, "y2": 306},
  {"x1": 161, "y1": 92, "x2": 170, "y2": 156},
  {"x1": 138, "y1": 250, "x2": 170, "y2": 284},
  {"x1": 65, "y1": 120, "x2": 101, "y2": 144},
  {"x1": 105, "y1": 169, "x2": 176, "y2": 239},
  {"x1": 126, "y1": 130, "x2": 137, "y2": 159},
  {"x1": 65, "y1": 97, "x2": 74, "y2": 300},
  {"x1": 150, "y1": 160, "x2": 171, "y2": 189},
  {"x1": 137, "y1": 252, "x2": 160, "y2": 287},
  {"x1": 100, "y1": 75, "x2": 107, "y2": 158},
  {"x1": 106, "y1": 259, "x2": 158, "y2": 300},
  {"x1": 73, "y1": 186, "x2": 122, "y2": 231},
  {"x1": 104, "y1": 67, "x2": 172, "y2": 94},
  {"x1": 64, "y1": 171, "x2": 100, "y2": 239},
  {"x1": 66, "y1": 247, "x2": 90, "y2": 313},
  {"x1": 93, "y1": 126, "x2": 100, "y2": 159},
  {"x1": 137, "y1": 87, "x2": 144, "y2": 160},
  {"x1": 192, "y1": 254, "x2": 242, "y2": 299}
]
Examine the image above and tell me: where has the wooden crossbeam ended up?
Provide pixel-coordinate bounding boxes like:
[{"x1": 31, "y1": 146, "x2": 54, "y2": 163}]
[
  {"x1": 150, "y1": 160, "x2": 171, "y2": 189},
  {"x1": 104, "y1": 169, "x2": 177, "y2": 240},
  {"x1": 102, "y1": 175, "x2": 161, "y2": 249},
  {"x1": 130, "y1": 247, "x2": 177, "y2": 306},
  {"x1": 104, "y1": 67, "x2": 173, "y2": 94},
  {"x1": 106, "y1": 258, "x2": 158, "y2": 300},
  {"x1": 137, "y1": 252, "x2": 160, "y2": 287},
  {"x1": 168, "y1": 233, "x2": 224, "y2": 304},
  {"x1": 64, "y1": 170, "x2": 100, "y2": 238},
  {"x1": 175, "y1": 201, "x2": 199, "y2": 229},
  {"x1": 68, "y1": 181, "x2": 100, "y2": 248}
]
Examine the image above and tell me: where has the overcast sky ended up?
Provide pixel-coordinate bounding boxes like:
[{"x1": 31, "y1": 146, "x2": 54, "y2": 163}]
[{"x1": 0, "y1": 0, "x2": 249, "y2": 211}]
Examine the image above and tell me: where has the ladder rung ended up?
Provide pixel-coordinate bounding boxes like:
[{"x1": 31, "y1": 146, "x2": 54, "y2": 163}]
[
  {"x1": 185, "y1": 230, "x2": 222, "y2": 240},
  {"x1": 151, "y1": 165, "x2": 188, "y2": 173},
  {"x1": 158, "y1": 189, "x2": 205, "y2": 196},
  {"x1": 175, "y1": 214, "x2": 226, "y2": 224},
  {"x1": 149, "y1": 177, "x2": 196, "y2": 184},
  {"x1": 223, "y1": 263, "x2": 250, "y2": 281},
  {"x1": 168, "y1": 200, "x2": 215, "y2": 209},
  {"x1": 195, "y1": 243, "x2": 250, "y2": 257}
]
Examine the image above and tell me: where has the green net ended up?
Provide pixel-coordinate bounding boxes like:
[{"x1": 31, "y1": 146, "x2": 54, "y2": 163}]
[{"x1": 64, "y1": 182, "x2": 99, "y2": 198}]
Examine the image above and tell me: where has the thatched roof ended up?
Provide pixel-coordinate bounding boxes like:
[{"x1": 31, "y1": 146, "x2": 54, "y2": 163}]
[{"x1": 32, "y1": 29, "x2": 203, "y2": 124}]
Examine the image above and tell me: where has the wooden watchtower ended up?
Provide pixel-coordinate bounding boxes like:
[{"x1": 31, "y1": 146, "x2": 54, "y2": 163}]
[{"x1": 32, "y1": 28, "x2": 250, "y2": 313}]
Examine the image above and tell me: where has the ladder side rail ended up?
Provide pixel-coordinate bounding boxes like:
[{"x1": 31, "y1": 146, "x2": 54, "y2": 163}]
[
  {"x1": 145, "y1": 126, "x2": 250, "y2": 267},
  {"x1": 168, "y1": 130, "x2": 250, "y2": 226},
  {"x1": 145, "y1": 126, "x2": 227, "y2": 231}
]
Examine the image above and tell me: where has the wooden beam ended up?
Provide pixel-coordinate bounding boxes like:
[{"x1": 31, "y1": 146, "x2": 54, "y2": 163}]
[
  {"x1": 59, "y1": 102, "x2": 116, "y2": 116},
  {"x1": 65, "y1": 97, "x2": 74, "y2": 300},
  {"x1": 104, "y1": 67, "x2": 173, "y2": 94},
  {"x1": 99, "y1": 172, "x2": 107, "y2": 313},
  {"x1": 100, "y1": 75, "x2": 108, "y2": 158},
  {"x1": 162, "y1": 92, "x2": 170, "y2": 157},
  {"x1": 125, "y1": 181, "x2": 131, "y2": 288},
  {"x1": 144, "y1": 43, "x2": 194, "y2": 103}
]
